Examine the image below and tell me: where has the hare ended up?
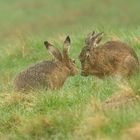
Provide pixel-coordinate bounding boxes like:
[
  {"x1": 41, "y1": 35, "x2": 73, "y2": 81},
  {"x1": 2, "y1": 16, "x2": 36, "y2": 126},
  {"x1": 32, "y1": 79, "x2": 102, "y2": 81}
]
[
  {"x1": 14, "y1": 36, "x2": 78, "y2": 92},
  {"x1": 79, "y1": 31, "x2": 139, "y2": 79}
]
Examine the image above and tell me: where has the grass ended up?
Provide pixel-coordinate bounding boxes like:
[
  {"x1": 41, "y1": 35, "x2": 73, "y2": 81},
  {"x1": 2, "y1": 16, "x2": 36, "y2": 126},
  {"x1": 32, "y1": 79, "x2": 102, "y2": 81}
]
[{"x1": 0, "y1": 0, "x2": 140, "y2": 139}]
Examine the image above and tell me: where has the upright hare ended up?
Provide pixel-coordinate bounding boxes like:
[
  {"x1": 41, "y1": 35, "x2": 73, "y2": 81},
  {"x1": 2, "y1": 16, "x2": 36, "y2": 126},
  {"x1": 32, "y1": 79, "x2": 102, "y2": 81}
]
[
  {"x1": 14, "y1": 36, "x2": 78, "y2": 92},
  {"x1": 79, "y1": 31, "x2": 139, "y2": 79}
]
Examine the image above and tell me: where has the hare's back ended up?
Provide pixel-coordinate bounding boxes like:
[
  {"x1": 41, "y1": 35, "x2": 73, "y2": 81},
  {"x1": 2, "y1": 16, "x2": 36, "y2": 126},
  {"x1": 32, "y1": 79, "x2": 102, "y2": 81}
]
[
  {"x1": 28, "y1": 60, "x2": 58, "y2": 74},
  {"x1": 101, "y1": 41, "x2": 139, "y2": 76},
  {"x1": 101, "y1": 41, "x2": 138, "y2": 61},
  {"x1": 102, "y1": 41, "x2": 136, "y2": 55},
  {"x1": 14, "y1": 61, "x2": 58, "y2": 91}
]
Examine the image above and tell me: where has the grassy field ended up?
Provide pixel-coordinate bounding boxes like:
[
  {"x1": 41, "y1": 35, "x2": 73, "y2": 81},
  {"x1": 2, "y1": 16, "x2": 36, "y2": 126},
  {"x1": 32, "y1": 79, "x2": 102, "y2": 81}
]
[{"x1": 1, "y1": 0, "x2": 140, "y2": 139}]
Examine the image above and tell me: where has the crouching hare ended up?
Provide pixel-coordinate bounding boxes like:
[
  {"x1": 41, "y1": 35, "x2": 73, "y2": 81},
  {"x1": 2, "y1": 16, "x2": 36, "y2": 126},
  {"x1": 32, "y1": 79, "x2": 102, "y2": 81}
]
[
  {"x1": 79, "y1": 31, "x2": 139, "y2": 79},
  {"x1": 14, "y1": 36, "x2": 78, "y2": 92}
]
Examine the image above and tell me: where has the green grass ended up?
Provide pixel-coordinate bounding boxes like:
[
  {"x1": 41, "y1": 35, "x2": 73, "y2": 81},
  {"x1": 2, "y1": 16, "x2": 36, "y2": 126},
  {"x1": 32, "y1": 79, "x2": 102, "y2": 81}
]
[{"x1": 0, "y1": 0, "x2": 140, "y2": 139}]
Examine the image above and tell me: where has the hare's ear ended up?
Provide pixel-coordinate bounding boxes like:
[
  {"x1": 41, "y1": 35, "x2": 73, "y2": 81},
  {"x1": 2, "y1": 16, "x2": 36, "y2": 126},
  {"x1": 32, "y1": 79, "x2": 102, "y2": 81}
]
[
  {"x1": 44, "y1": 41, "x2": 62, "y2": 61},
  {"x1": 85, "y1": 31, "x2": 95, "y2": 46},
  {"x1": 93, "y1": 32, "x2": 104, "y2": 46},
  {"x1": 63, "y1": 36, "x2": 71, "y2": 59}
]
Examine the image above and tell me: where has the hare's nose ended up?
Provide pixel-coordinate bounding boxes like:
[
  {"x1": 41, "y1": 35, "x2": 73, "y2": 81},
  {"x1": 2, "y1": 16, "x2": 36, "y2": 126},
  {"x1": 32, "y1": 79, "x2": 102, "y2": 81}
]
[
  {"x1": 81, "y1": 70, "x2": 89, "y2": 76},
  {"x1": 72, "y1": 59, "x2": 76, "y2": 63}
]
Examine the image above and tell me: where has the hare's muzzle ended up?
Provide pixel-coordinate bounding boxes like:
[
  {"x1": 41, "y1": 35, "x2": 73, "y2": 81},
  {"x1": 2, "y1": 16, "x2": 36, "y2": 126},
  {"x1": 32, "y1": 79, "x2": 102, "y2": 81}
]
[{"x1": 81, "y1": 70, "x2": 89, "y2": 76}]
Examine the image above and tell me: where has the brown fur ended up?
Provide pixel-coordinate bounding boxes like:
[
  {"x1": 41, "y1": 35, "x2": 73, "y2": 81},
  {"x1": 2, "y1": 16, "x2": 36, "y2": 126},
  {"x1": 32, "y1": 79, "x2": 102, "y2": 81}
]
[
  {"x1": 79, "y1": 32, "x2": 139, "y2": 78},
  {"x1": 14, "y1": 36, "x2": 78, "y2": 92}
]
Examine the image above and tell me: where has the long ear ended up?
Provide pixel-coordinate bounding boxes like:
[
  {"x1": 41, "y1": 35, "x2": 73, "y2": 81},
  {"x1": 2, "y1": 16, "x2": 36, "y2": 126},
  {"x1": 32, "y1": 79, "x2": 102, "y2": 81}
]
[
  {"x1": 44, "y1": 41, "x2": 62, "y2": 61},
  {"x1": 63, "y1": 36, "x2": 71, "y2": 59},
  {"x1": 91, "y1": 32, "x2": 104, "y2": 47},
  {"x1": 85, "y1": 31, "x2": 95, "y2": 46}
]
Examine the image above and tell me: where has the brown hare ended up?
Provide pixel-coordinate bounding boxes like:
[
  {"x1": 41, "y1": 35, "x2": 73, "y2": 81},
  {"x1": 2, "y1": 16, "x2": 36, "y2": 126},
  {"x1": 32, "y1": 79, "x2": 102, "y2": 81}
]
[
  {"x1": 79, "y1": 31, "x2": 139, "y2": 79},
  {"x1": 14, "y1": 36, "x2": 78, "y2": 92}
]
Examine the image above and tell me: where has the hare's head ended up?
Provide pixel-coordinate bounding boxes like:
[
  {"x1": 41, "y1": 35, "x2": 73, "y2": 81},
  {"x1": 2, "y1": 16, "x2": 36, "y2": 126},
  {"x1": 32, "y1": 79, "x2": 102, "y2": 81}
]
[
  {"x1": 44, "y1": 36, "x2": 78, "y2": 76},
  {"x1": 79, "y1": 31, "x2": 104, "y2": 76}
]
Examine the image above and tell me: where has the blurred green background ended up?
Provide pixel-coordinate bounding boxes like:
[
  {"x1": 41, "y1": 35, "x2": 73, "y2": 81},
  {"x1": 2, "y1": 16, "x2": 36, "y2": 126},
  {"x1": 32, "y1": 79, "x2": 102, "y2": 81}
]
[{"x1": 0, "y1": 0, "x2": 140, "y2": 44}]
